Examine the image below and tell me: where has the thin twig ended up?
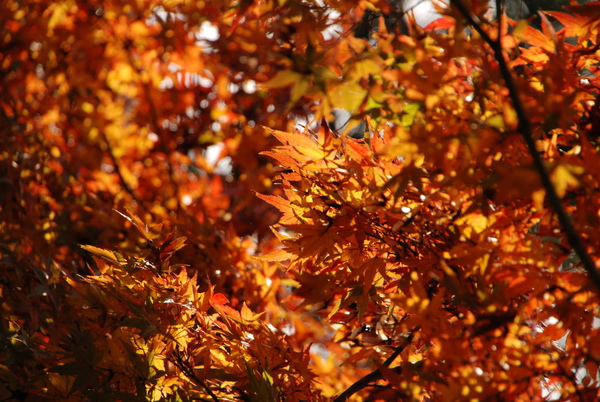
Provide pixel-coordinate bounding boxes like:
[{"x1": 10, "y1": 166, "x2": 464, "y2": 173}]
[
  {"x1": 103, "y1": 133, "x2": 154, "y2": 218},
  {"x1": 451, "y1": 0, "x2": 600, "y2": 294},
  {"x1": 333, "y1": 328, "x2": 418, "y2": 402}
]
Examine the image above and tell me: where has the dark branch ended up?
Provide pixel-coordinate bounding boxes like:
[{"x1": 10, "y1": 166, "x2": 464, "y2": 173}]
[
  {"x1": 170, "y1": 350, "x2": 220, "y2": 402},
  {"x1": 450, "y1": 0, "x2": 600, "y2": 295},
  {"x1": 333, "y1": 329, "x2": 418, "y2": 402}
]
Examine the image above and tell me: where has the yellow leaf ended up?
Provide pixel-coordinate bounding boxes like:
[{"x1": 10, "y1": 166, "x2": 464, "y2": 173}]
[
  {"x1": 327, "y1": 297, "x2": 343, "y2": 320},
  {"x1": 349, "y1": 58, "x2": 383, "y2": 80},
  {"x1": 261, "y1": 70, "x2": 302, "y2": 89},
  {"x1": 454, "y1": 213, "x2": 491, "y2": 240},
  {"x1": 551, "y1": 164, "x2": 583, "y2": 198},
  {"x1": 44, "y1": 1, "x2": 75, "y2": 32},
  {"x1": 328, "y1": 82, "x2": 367, "y2": 112},
  {"x1": 291, "y1": 75, "x2": 310, "y2": 102},
  {"x1": 512, "y1": 19, "x2": 529, "y2": 40},
  {"x1": 240, "y1": 302, "x2": 265, "y2": 323},
  {"x1": 80, "y1": 244, "x2": 120, "y2": 266},
  {"x1": 311, "y1": 65, "x2": 337, "y2": 85},
  {"x1": 531, "y1": 188, "x2": 546, "y2": 211},
  {"x1": 476, "y1": 253, "x2": 490, "y2": 276},
  {"x1": 253, "y1": 248, "x2": 295, "y2": 262},
  {"x1": 486, "y1": 115, "x2": 505, "y2": 129}
]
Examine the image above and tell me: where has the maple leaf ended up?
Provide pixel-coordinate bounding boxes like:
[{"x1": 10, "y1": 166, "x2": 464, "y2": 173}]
[{"x1": 4, "y1": 0, "x2": 600, "y2": 400}]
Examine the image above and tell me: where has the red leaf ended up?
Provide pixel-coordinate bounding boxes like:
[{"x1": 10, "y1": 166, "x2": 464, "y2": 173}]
[
  {"x1": 423, "y1": 17, "x2": 455, "y2": 32},
  {"x1": 210, "y1": 293, "x2": 230, "y2": 306}
]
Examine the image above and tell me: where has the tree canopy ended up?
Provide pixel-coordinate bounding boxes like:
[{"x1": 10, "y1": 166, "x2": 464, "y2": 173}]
[{"x1": 2, "y1": 0, "x2": 600, "y2": 400}]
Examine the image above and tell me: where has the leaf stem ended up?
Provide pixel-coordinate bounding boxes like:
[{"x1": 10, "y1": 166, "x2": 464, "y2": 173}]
[{"x1": 451, "y1": 0, "x2": 600, "y2": 294}]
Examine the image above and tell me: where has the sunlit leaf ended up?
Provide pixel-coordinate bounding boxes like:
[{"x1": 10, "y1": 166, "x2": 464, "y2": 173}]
[{"x1": 80, "y1": 245, "x2": 120, "y2": 266}]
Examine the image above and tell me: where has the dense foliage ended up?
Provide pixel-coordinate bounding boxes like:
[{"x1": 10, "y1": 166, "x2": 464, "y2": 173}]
[{"x1": 2, "y1": 0, "x2": 600, "y2": 400}]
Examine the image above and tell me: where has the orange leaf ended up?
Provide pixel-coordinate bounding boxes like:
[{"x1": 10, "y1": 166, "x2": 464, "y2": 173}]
[
  {"x1": 255, "y1": 193, "x2": 297, "y2": 224},
  {"x1": 210, "y1": 293, "x2": 240, "y2": 319},
  {"x1": 546, "y1": 11, "x2": 593, "y2": 38}
]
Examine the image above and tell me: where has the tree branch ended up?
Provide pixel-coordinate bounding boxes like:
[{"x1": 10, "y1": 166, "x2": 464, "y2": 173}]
[
  {"x1": 170, "y1": 350, "x2": 220, "y2": 402},
  {"x1": 333, "y1": 328, "x2": 418, "y2": 402},
  {"x1": 450, "y1": 0, "x2": 600, "y2": 295}
]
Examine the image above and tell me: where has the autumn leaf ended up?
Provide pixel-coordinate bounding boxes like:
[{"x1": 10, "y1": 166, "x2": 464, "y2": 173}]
[
  {"x1": 209, "y1": 293, "x2": 241, "y2": 319},
  {"x1": 546, "y1": 11, "x2": 596, "y2": 39},
  {"x1": 551, "y1": 164, "x2": 583, "y2": 198},
  {"x1": 80, "y1": 245, "x2": 121, "y2": 266}
]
